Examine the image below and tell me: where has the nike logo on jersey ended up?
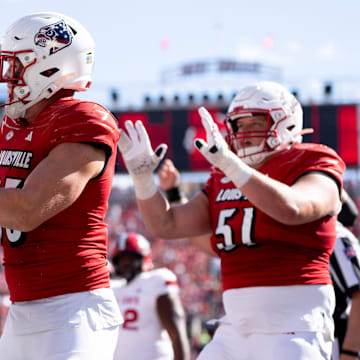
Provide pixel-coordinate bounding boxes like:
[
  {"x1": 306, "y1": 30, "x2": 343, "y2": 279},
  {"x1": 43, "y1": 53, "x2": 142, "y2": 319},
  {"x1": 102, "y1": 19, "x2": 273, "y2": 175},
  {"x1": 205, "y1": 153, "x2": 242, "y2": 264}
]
[
  {"x1": 6, "y1": 131, "x2": 14, "y2": 141},
  {"x1": 220, "y1": 176, "x2": 232, "y2": 184},
  {"x1": 97, "y1": 109, "x2": 110, "y2": 120},
  {"x1": 216, "y1": 188, "x2": 247, "y2": 202},
  {"x1": 0, "y1": 149, "x2": 33, "y2": 169},
  {"x1": 25, "y1": 131, "x2": 33, "y2": 142}
]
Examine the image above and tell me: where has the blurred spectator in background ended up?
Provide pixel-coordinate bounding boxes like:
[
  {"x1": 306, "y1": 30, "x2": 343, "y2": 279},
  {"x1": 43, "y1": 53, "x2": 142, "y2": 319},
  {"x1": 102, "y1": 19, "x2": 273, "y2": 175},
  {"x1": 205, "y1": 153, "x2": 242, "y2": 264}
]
[{"x1": 110, "y1": 232, "x2": 190, "y2": 360}]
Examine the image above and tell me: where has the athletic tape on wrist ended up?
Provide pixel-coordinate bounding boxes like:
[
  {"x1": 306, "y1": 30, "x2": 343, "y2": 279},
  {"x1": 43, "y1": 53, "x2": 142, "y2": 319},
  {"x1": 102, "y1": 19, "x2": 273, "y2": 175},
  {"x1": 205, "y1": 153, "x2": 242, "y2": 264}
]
[
  {"x1": 222, "y1": 152, "x2": 254, "y2": 188},
  {"x1": 132, "y1": 174, "x2": 157, "y2": 200}
]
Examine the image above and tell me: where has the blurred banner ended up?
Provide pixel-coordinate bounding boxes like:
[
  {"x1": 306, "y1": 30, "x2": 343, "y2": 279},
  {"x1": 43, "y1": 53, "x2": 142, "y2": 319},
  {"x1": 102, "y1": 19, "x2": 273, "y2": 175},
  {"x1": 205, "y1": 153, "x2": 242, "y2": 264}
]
[{"x1": 114, "y1": 104, "x2": 360, "y2": 172}]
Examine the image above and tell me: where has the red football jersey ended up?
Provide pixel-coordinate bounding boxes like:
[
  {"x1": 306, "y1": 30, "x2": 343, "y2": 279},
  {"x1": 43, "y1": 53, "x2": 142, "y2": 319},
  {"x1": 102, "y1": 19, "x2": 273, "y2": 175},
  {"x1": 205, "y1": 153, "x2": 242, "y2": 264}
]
[
  {"x1": 0, "y1": 97, "x2": 121, "y2": 302},
  {"x1": 204, "y1": 143, "x2": 345, "y2": 291}
]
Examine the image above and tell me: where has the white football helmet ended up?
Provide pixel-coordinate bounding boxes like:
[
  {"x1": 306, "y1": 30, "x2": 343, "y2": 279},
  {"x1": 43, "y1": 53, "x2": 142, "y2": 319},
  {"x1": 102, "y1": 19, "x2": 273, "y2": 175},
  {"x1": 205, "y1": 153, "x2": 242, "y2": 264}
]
[
  {"x1": 0, "y1": 12, "x2": 95, "y2": 119},
  {"x1": 225, "y1": 81, "x2": 304, "y2": 166}
]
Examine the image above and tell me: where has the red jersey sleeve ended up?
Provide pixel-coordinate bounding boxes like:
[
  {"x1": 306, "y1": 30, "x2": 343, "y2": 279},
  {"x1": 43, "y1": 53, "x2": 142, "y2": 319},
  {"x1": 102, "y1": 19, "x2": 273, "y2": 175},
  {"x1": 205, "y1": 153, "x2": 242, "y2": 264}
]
[
  {"x1": 286, "y1": 143, "x2": 345, "y2": 191},
  {"x1": 49, "y1": 101, "x2": 120, "y2": 153}
]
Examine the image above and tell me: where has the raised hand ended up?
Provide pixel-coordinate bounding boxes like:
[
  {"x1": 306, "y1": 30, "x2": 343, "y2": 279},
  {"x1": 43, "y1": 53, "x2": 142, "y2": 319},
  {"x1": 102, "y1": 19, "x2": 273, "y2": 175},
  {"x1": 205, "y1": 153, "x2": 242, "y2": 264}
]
[
  {"x1": 118, "y1": 120, "x2": 167, "y2": 175},
  {"x1": 118, "y1": 120, "x2": 167, "y2": 199},
  {"x1": 194, "y1": 107, "x2": 254, "y2": 188},
  {"x1": 158, "y1": 159, "x2": 180, "y2": 191},
  {"x1": 194, "y1": 107, "x2": 230, "y2": 168}
]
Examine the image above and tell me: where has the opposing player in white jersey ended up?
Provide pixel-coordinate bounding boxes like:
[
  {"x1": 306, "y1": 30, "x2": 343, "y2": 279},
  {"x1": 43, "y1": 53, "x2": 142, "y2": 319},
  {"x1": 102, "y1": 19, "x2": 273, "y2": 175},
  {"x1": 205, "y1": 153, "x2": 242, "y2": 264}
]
[{"x1": 111, "y1": 232, "x2": 190, "y2": 360}]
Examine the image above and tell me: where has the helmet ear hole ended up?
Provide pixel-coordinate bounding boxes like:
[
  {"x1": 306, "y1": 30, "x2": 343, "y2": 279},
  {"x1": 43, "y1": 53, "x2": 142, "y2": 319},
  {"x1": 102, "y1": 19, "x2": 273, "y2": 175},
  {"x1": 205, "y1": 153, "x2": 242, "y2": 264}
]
[
  {"x1": 287, "y1": 125, "x2": 295, "y2": 131},
  {"x1": 229, "y1": 119, "x2": 238, "y2": 133},
  {"x1": 68, "y1": 25, "x2": 77, "y2": 36},
  {"x1": 40, "y1": 68, "x2": 59, "y2": 77}
]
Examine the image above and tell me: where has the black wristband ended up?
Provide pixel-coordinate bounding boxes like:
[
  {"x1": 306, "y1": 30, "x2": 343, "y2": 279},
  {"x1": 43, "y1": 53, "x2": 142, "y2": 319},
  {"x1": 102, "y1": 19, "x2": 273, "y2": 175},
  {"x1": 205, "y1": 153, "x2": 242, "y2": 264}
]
[
  {"x1": 341, "y1": 349, "x2": 360, "y2": 357},
  {"x1": 165, "y1": 187, "x2": 183, "y2": 203}
]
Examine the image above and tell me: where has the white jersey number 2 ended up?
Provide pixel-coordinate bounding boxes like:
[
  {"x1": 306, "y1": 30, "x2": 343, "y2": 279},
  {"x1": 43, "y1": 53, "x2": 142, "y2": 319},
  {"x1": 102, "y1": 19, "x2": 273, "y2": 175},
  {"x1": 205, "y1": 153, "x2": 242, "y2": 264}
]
[{"x1": 215, "y1": 207, "x2": 257, "y2": 251}]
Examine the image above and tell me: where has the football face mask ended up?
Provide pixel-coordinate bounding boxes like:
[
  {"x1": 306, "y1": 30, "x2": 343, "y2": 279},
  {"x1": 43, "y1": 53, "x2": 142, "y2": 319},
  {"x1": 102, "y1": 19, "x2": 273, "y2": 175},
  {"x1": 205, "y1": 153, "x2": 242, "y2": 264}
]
[{"x1": 0, "y1": 51, "x2": 36, "y2": 108}]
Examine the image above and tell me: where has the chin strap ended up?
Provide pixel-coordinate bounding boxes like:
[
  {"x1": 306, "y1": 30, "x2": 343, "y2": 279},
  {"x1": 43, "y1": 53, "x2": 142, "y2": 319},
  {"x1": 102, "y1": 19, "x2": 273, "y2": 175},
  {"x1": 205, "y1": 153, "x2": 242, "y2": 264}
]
[
  {"x1": 280, "y1": 128, "x2": 314, "y2": 150},
  {"x1": 295, "y1": 128, "x2": 314, "y2": 137}
]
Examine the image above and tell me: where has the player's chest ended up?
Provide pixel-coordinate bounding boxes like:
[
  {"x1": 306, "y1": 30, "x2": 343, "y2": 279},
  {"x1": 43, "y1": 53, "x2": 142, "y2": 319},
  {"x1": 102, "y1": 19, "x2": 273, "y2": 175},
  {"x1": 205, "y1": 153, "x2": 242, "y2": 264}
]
[
  {"x1": 0, "y1": 126, "x2": 50, "y2": 179},
  {"x1": 115, "y1": 284, "x2": 157, "y2": 329},
  {"x1": 115, "y1": 282, "x2": 154, "y2": 310},
  {"x1": 210, "y1": 183, "x2": 253, "y2": 218}
]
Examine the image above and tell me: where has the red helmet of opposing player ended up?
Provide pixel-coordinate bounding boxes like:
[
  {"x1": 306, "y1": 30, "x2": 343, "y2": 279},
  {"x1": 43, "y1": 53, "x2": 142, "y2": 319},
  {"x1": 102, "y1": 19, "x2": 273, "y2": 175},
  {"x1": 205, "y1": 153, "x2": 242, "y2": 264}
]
[{"x1": 111, "y1": 232, "x2": 153, "y2": 281}]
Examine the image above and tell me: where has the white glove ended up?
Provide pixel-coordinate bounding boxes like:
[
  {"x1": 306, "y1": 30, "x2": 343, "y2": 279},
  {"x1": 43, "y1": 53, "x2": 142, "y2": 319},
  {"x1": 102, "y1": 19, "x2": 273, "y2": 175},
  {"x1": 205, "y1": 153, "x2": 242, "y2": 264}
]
[
  {"x1": 194, "y1": 107, "x2": 254, "y2": 188},
  {"x1": 118, "y1": 120, "x2": 167, "y2": 199}
]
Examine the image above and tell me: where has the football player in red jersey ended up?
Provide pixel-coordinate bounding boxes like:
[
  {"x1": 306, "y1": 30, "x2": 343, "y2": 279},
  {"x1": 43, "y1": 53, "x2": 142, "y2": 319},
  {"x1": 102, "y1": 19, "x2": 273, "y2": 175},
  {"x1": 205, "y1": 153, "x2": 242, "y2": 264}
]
[
  {"x1": 0, "y1": 12, "x2": 122, "y2": 360},
  {"x1": 118, "y1": 81, "x2": 346, "y2": 360}
]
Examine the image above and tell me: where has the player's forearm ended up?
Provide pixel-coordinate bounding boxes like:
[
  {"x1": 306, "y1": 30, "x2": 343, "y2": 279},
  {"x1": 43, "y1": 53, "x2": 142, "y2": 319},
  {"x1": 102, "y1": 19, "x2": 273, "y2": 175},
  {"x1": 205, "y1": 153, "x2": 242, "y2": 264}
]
[
  {"x1": 0, "y1": 175, "x2": 82, "y2": 232},
  {"x1": 0, "y1": 187, "x2": 38, "y2": 232},
  {"x1": 137, "y1": 191, "x2": 179, "y2": 238},
  {"x1": 139, "y1": 191, "x2": 212, "y2": 239},
  {"x1": 0, "y1": 175, "x2": 84, "y2": 232},
  {"x1": 240, "y1": 172, "x2": 306, "y2": 224},
  {"x1": 188, "y1": 233, "x2": 218, "y2": 257},
  {"x1": 172, "y1": 337, "x2": 191, "y2": 360},
  {"x1": 240, "y1": 171, "x2": 339, "y2": 225},
  {"x1": 168, "y1": 316, "x2": 191, "y2": 360},
  {"x1": 157, "y1": 294, "x2": 191, "y2": 360}
]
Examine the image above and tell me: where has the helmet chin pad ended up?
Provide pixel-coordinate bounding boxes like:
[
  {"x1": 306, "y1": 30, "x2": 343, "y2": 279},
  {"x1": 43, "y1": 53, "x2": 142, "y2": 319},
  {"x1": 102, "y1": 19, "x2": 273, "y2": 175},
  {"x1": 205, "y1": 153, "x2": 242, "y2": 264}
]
[{"x1": 236, "y1": 142, "x2": 271, "y2": 166}]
